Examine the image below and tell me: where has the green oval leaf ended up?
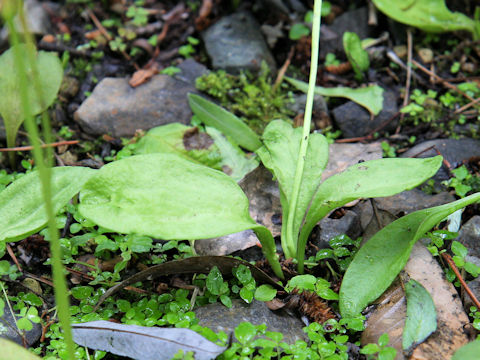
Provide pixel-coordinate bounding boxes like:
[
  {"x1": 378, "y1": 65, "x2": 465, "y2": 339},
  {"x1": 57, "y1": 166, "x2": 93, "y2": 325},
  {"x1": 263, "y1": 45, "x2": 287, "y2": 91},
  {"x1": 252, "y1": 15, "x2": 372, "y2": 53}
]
[
  {"x1": 254, "y1": 284, "x2": 277, "y2": 302},
  {"x1": 452, "y1": 339, "x2": 480, "y2": 360},
  {"x1": 0, "y1": 338, "x2": 42, "y2": 360},
  {"x1": 79, "y1": 153, "x2": 257, "y2": 240},
  {"x1": 340, "y1": 192, "x2": 480, "y2": 317},
  {"x1": 188, "y1": 93, "x2": 262, "y2": 152},
  {"x1": 0, "y1": 166, "x2": 96, "y2": 243},
  {"x1": 0, "y1": 44, "x2": 63, "y2": 147},
  {"x1": 402, "y1": 279, "x2": 437, "y2": 351},
  {"x1": 372, "y1": 0, "x2": 478, "y2": 38}
]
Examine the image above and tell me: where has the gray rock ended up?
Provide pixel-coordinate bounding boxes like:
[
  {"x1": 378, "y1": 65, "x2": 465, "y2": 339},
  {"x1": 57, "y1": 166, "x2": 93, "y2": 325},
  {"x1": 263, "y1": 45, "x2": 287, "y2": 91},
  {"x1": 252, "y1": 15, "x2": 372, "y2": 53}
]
[
  {"x1": 74, "y1": 75, "x2": 196, "y2": 137},
  {"x1": 195, "y1": 166, "x2": 282, "y2": 256},
  {"x1": 315, "y1": 211, "x2": 361, "y2": 248},
  {"x1": 194, "y1": 299, "x2": 307, "y2": 344},
  {"x1": 401, "y1": 139, "x2": 480, "y2": 182},
  {"x1": 0, "y1": 306, "x2": 41, "y2": 346},
  {"x1": 357, "y1": 189, "x2": 455, "y2": 231},
  {"x1": 1, "y1": 0, "x2": 52, "y2": 46},
  {"x1": 201, "y1": 11, "x2": 277, "y2": 74},
  {"x1": 320, "y1": 7, "x2": 370, "y2": 58},
  {"x1": 174, "y1": 59, "x2": 209, "y2": 86},
  {"x1": 332, "y1": 90, "x2": 398, "y2": 138},
  {"x1": 457, "y1": 216, "x2": 480, "y2": 259},
  {"x1": 287, "y1": 94, "x2": 328, "y2": 117}
]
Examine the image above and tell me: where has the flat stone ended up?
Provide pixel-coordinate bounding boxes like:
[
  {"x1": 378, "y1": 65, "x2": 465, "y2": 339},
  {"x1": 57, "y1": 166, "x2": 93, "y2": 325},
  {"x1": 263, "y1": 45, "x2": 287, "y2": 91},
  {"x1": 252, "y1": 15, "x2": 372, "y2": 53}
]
[
  {"x1": 201, "y1": 11, "x2": 276, "y2": 74},
  {"x1": 401, "y1": 139, "x2": 480, "y2": 182},
  {"x1": 315, "y1": 211, "x2": 361, "y2": 248},
  {"x1": 74, "y1": 75, "x2": 196, "y2": 137},
  {"x1": 0, "y1": 306, "x2": 41, "y2": 346},
  {"x1": 194, "y1": 299, "x2": 307, "y2": 344},
  {"x1": 357, "y1": 189, "x2": 455, "y2": 231},
  {"x1": 457, "y1": 216, "x2": 480, "y2": 259},
  {"x1": 174, "y1": 59, "x2": 209, "y2": 86},
  {"x1": 320, "y1": 7, "x2": 370, "y2": 58},
  {"x1": 332, "y1": 90, "x2": 398, "y2": 138},
  {"x1": 1, "y1": 0, "x2": 52, "y2": 46}
]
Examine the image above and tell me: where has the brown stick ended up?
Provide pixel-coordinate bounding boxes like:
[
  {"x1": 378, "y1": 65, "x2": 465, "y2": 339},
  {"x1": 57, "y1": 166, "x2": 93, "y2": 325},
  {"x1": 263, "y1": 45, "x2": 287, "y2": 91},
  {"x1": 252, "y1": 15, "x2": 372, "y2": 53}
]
[
  {"x1": 454, "y1": 96, "x2": 480, "y2": 115},
  {"x1": 442, "y1": 252, "x2": 480, "y2": 309},
  {"x1": 411, "y1": 59, "x2": 476, "y2": 102},
  {"x1": 397, "y1": 29, "x2": 413, "y2": 134},
  {"x1": 273, "y1": 46, "x2": 295, "y2": 93},
  {"x1": 0, "y1": 140, "x2": 79, "y2": 152},
  {"x1": 6, "y1": 244, "x2": 22, "y2": 272}
]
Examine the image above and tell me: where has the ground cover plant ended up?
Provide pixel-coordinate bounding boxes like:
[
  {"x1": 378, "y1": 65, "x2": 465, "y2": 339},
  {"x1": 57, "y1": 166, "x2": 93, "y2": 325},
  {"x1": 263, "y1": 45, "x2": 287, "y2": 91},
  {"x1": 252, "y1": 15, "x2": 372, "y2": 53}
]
[{"x1": 1, "y1": 0, "x2": 480, "y2": 359}]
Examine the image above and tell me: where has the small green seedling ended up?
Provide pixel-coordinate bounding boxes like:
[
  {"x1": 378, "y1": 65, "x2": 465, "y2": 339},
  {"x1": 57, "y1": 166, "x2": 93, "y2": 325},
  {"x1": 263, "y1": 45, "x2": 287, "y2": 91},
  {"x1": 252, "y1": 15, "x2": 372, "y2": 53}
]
[{"x1": 343, "y1": 32, "x2": 370, "y2": 80}]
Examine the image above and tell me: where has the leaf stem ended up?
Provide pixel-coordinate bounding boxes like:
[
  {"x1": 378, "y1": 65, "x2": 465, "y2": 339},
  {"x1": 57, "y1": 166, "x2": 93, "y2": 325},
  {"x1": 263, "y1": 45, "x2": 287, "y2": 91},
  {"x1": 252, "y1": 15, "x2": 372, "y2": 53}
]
[{"x1": 285, "y1": 0, "x2": 322, "y2": 268}]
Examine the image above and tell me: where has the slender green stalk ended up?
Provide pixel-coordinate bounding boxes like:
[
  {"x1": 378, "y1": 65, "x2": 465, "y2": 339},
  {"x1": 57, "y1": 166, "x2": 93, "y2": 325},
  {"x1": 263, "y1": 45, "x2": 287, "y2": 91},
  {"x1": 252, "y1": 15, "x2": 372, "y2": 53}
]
[
  {"x1": 253, "y1": 226, "x2": 284, "y2": 279},
  {"x1": 5, "y1": 12, "x2": 75, "y2": 359},
  {"x1": 284, "y1": 0, "x2": 322, "y2": 265}
]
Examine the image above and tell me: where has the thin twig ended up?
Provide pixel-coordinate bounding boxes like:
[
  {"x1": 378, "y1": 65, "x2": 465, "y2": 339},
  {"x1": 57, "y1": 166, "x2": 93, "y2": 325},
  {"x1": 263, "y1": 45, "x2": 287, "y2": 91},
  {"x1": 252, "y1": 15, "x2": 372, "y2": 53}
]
[
  {"x1": 86, "y1": 9, "x2": 139, "y2": 70},
  {"x1": 454, "y1": 96, "x2": 480, "y2": 114},
  {"x1": 0, "y1": 140, "x2": 79, "y2": 152},
  {"x1": 442, "y1": 252, "x2": 480, "y2": 309},
  {"x1": 411, "y1": 59, "x2": 476, "y2": 102},
  {"x1": 6, "y1": 244, "x2": 22, "y2": 272},
  {"x1": 273, "y1": 46, "x2": 295, "y2": 93}
]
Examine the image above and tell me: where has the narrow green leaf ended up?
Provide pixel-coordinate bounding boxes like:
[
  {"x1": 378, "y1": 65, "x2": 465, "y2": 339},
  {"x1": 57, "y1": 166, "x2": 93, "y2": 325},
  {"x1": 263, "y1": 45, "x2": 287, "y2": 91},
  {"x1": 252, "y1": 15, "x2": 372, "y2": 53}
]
[
  {"x1": 402, "y1": 279, "x2": 437, "y2": 351},
  {"x1": 134, "y1": 123, "x2": 223, "y2": 169},
  {"x1": 372, "y1": 0, "x2": 479, "y2": 39},
  {"x1": 343, "y1": 32, "x2": 370, "y2": 80},
  {"x1": 340, "y1": 192, "x2": 480, "y2": 317},
  {"x1": 452, "y1": 339, "x2": 480, "y2": 360},
  {"x1": 286, "y1": 76, "x2": 384, "y2": 116},
  {"x1": 257, "y1": 120, "x2": 328, "y2": 258},
  {"x1": 205, "y1": 126, "x2": 259, "y2": 181},
  {"x1": 0, "y1": 44, "x2": 63, "y2": 148},
  {"x1": 0, "y1": 166, "x2": 96, "y2": 243},
  {"x1": 298, "y1": 156, "x2": 443, "y2": 269},
  {"x1": 188, "y1": 93, "x2": 262, "y2": 152}
]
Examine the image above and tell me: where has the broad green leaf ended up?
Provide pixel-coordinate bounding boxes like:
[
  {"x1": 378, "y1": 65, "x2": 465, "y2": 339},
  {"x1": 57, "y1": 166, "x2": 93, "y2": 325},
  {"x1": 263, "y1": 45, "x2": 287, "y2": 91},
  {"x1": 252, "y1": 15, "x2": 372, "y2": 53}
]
[
  {"x1": 0, "y1": 44, "x2": 63, "y2": 147},
  {"x1": 79, "y1": 153, "x2": 256, "y2": 239},
  {"x1": 78, "y1": 153, "x2": 283, "y2": 278},
  {"x1": 298, "y1": 156, "x2": 443, "y2": 269},
  {"x1": 286, "y1": 77, "x2": 384, "y2": 116},
  {"x1": 340, "y1": 192, "x2": 480, "y2": 317},
  {"x1": 402, "y1": 279, "x2": 437, "y2": 351},
  {"x1": 206, "y1": 127, "x2": 259, "y2": 182},
  {"x1": 254, "y1": 284, "x2": 277, "y2": 301},
  {"x1": 188, "y1": 93, "x2": 262, "y2": 152},
  {"x1": 372, "y1": 0, "x2": 480, "y2": 39},
  {"x1": 256, "y1": 120, "x2": 328, "y2": 257},
  {"x1": 452, "y1": 339, "x2": 480, "y2": 360},
  {"x1": 0, "y1": 166, "x2": 96, "y2": 243},
  {"x1": 135, "y1": 123, "x2": 222, "y2": 169},
  {"x1": 0, "y1": 338, "x2": 42, "y2": 360},
  {"x1": 343, "y1": 32, "x2": 369, "y2": 80}
]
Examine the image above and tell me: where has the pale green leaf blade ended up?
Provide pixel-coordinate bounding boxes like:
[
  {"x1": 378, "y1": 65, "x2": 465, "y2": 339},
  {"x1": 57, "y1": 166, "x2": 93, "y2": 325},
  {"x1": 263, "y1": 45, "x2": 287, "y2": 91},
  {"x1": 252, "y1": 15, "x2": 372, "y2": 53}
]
[
  {"x1": 340, "y1": 192, "x2": 480, "y2": 317},
  {"x1": 78, "y1": 153, "x2": 257, "y2": 240},
  {"x1": 256, "y1": 120, "x2": 328, "y2": 256},
  {"x1": 286, "y1": 76, "x2": 384, "y2": 116},
  {"x1": 0, "y1": 166, "x2": 96, "y2": 243},
  {"x1": 343, "y1": 32, "x2": 370, "y2": 80},
  {"x1": 372, "y1": 0, "x2": 478, "y2": 37},
  {"x1": 205, "y1": 126, "x2": 259, "y2": 182},
  {"x1": 402, "y1": 279, "x2": 437, "y2": 351},
  {"x1": 0, "y1": 338, "x2": 42, "y2": 360},
  {"x1": 0, "y1": 44, "x2": 63, "y2": 146},
  {"x1": 134, "y1": 123, "x2": 223, "y2": 169},
  {"x1": 188, "y1": 93, "x2": 262, "y2": 151},
  {"x1": 299, "y1": 156, "x2": 443, "y2": 265},
  {"x1": 452, "y1": 340, "x2": 480, "y2": 360}
]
